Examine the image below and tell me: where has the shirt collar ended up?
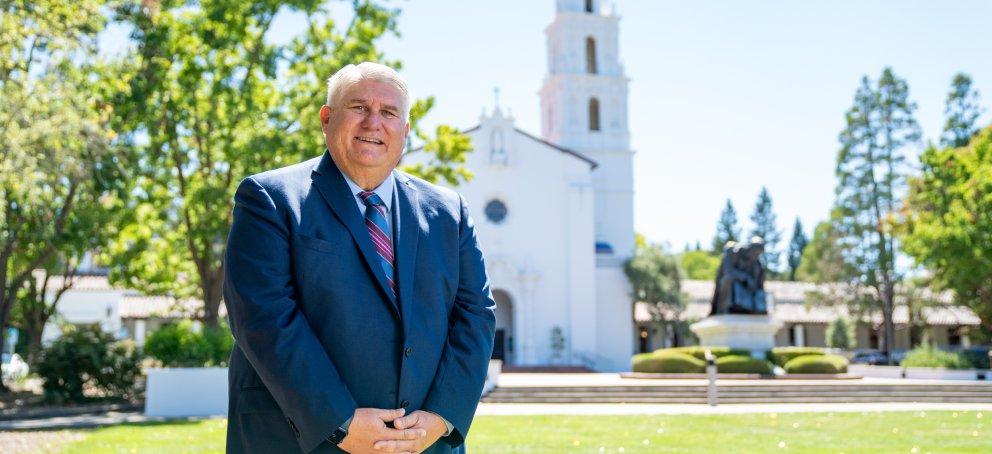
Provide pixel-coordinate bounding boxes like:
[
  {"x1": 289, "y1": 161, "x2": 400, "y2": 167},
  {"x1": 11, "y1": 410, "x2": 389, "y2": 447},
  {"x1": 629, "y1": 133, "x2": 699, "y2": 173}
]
[{"x1": 341, "y1": 170, "x2": 395, "y2": 211}]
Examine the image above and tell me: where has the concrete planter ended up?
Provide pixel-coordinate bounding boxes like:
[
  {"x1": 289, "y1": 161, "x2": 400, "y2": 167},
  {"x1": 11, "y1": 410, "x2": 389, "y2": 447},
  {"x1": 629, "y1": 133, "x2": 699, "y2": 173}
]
[
  {"x1": 145, "y1": 367, "x2": 229, "y2": 417},
  {"x1": 847, "y1": 364, "x2": 904, "y2": 379},
  {"x1": 904, "y1": 367, "x2": 985, "y2": 381},
  {"x1": 848, "y1": 364, "x2": 990, "y2": 380}
]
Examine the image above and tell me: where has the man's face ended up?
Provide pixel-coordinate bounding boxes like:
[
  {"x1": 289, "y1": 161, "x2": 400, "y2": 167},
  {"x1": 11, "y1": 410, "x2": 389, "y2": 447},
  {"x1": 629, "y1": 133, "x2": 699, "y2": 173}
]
[{"x1": 320, "y1": 79, "x2": 410, "y2": 181}]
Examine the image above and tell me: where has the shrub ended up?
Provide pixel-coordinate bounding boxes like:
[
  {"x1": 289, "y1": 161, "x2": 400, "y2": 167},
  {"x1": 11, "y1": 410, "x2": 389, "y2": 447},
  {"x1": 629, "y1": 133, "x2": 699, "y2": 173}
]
[
  {"x1": 784, "y1": 354, "x2": 849, "y2": 374},
  {"x1": 632, "y1": 351, "x2": 705, "y2": 373},
  {"x1": 715, "y1": 355, "x2": 774, "y2": 374},
  {"x1": 144, "y1": 321, "x2": 234, "y2": 367},
  {"x1": 98, "y1": 340, "x2": 143, "y2": 399},
  {"x1": 959, "y1": 348, "x2": 990, "y2": 370},
  {"x1": 659, "y1": 346, "x2": 751, "y2": 361},
  {"x1": 36, "y1": 325, "x2": 143, "y2": 404},
  {"x1": 768, "y1": 347, "x2": 826, "y2": 367},
  {"x1": 900, "y1": 345, "x2": 972, "y2": 369},
  {"x1": 826, "y1": 317, "x2": 855, "y2": 349}
]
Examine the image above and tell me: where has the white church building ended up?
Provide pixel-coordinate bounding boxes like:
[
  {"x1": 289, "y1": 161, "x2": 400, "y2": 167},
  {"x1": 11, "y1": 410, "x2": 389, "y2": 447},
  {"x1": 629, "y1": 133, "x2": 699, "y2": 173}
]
[{"x1": 405, "y1": 0, "x2": 635, "y2": 371}]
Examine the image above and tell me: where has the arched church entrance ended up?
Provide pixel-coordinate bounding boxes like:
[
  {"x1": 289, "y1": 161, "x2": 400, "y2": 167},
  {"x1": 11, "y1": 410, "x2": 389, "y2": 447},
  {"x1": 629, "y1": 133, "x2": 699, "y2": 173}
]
[{"x1": 492, "y1": 289, "x2": 515, "y2": 365}]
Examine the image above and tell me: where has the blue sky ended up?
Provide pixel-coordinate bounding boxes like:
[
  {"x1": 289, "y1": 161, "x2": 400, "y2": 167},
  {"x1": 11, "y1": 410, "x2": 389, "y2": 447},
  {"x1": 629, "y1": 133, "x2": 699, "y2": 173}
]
[{"x1": 104, "y1": 1, "x2": 992, "y2": 251}]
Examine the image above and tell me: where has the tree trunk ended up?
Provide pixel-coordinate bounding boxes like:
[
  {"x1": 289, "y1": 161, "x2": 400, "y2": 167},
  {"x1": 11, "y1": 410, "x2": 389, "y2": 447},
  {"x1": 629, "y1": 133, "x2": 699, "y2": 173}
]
[
  {"x1": 0, "y1": 303, "x2": 10, "y2": 393},
  {"x1": 200, "y1": 266, "x2": 224, "y2": 327},
  {"x1": 882, "y1": 285, "x2": 896, "y2": 366},
  {"x1": 671, "y1": 321, "x2": 681, "y2": 348},
  {"x1": 197, "y1": 260, "x2": 224, "y2": 327},
  {"x1": 25, "y1": 316, "x2": 46, "y2": 367}
]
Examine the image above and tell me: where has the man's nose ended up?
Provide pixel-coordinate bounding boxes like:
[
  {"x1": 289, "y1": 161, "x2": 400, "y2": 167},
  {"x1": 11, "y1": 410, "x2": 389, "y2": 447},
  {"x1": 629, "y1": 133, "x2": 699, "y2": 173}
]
[{"x1": 361, "y1": 110, "x2": 382, "y2": 129}]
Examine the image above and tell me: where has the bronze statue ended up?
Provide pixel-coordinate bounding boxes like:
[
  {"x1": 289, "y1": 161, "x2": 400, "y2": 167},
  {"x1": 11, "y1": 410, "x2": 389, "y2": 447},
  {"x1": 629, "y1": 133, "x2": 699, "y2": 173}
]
[{"x1": 710, "y1": 237, "x2": 768, "y2": 315}]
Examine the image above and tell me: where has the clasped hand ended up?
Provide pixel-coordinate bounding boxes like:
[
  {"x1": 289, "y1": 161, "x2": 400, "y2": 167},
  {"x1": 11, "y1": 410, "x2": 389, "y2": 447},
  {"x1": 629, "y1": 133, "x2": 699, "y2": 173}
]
[{"x1": 338, "y1": 408, "x2": 446, "y2": 454}]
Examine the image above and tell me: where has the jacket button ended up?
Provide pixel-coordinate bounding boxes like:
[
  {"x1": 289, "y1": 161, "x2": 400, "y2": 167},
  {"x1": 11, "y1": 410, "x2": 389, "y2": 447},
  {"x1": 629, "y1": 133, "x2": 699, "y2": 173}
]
[
  {"x1": 400, "y1": 400, "x2": 410, "y2": 408},
  {"x1": 404, "y1": 347, "x2": 413, "y2": 357}
]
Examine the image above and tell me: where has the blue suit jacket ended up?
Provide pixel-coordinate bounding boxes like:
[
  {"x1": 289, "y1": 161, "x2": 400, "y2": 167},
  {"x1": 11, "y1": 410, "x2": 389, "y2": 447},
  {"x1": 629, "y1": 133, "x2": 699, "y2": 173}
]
[{"x1": 224, "y1": 152, "x2": 496, "y2": 453}]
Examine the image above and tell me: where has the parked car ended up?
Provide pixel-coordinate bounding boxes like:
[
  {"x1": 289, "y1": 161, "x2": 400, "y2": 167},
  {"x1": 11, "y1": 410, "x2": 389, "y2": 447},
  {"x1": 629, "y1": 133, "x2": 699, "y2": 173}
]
[{"x1": 851, "y1": 349, "x2": 887, "y2": 365}]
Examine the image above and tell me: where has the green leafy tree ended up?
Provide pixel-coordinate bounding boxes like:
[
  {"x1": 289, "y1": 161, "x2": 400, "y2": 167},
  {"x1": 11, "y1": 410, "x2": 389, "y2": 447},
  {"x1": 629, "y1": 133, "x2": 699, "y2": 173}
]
[
  {"x1": 786, "y1": 218, "x2": 808, "y2": 281},
  {"x1": 940, "y1": 73, "x2": 984, "y2": 148},
  {"x1": 711, "y1": 199, "x2": 741, "y2": 252},
  {"x1": 749, "y1": 187, "x2": 781, "y2": 275},
  {"x1": 900, "y1": 127, "x2": 992, "y2": 336},
  {"x1": 796, "y1": 216, "x2": 851, "y2": 283},
  {"x1": 833, "y1": 67, "x2": 921, "y2": 363},
  {"x1": 105, "y1": 0, "x2": 473, "y2": 327},
  {"x1": 825, "y1": 316, "x2": 854, "y2": 349},
  {"x1": 0, "y1": 0, "x2": 127, "y2": 389},
  {"x1": 624, "y1": 244, "x2": 686, "y2": 346},
  {"x1": 679, "y1": 250, "x2": 720, "y2": 281}
]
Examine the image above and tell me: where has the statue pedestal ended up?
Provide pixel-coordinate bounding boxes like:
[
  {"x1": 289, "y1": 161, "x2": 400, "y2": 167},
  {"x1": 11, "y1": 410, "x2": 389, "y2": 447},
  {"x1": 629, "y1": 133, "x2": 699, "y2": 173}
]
[{"x1": 690, "y1": 314, "x2": 783, "y2": 358}]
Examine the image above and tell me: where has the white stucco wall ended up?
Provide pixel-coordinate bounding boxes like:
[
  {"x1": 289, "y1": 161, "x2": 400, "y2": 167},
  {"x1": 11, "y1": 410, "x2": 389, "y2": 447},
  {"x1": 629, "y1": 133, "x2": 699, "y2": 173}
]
[
  {"x1": 42, "y1": 289, "x2": 123, "y2": 344},
  {"x1": 403, "y1": 108, "x2": 600, "y2": 367}
]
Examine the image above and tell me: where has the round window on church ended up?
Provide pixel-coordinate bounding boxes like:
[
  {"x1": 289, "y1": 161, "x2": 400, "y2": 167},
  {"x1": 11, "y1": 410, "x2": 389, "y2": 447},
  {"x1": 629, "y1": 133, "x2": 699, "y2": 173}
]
[{"x1": 484, "y1": 199, "x2": 508, "y2": 225}]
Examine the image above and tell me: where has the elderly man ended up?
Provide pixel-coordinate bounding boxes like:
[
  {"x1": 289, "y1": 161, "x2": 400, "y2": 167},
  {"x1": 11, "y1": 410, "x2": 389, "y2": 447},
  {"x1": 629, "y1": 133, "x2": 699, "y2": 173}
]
[{"x1": 224, "y1": 62, "x2": 496, "y2": 454}]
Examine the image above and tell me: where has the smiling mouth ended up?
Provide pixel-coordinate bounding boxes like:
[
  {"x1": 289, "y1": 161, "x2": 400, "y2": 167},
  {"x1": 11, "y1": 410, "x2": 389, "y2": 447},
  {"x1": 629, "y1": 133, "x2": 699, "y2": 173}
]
[{"x1": 355, "y1": 136, "x2": 384, "y2": 145}]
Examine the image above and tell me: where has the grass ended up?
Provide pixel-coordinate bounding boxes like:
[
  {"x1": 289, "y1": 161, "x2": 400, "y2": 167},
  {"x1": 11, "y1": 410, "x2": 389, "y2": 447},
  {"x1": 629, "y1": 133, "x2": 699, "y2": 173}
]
[
  {"x1": 60, "y1": 419, "x2": 227, "y2": 453},
  {"x1": 57, "y1": 411, "x2": 990, "y2": 453}
]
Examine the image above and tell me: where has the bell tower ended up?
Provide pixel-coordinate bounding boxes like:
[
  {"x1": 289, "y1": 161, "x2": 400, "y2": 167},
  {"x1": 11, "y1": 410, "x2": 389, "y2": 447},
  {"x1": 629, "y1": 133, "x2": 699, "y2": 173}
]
[{"x1": 539, "y1": 0, "x2": 635, "y2": 261}]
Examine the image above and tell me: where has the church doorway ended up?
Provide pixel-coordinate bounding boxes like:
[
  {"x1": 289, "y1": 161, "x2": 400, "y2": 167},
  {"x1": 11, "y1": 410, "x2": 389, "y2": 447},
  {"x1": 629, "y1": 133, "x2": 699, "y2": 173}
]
[{"x1": 492, "y1": 289, "x2": 514, "y2": 365}]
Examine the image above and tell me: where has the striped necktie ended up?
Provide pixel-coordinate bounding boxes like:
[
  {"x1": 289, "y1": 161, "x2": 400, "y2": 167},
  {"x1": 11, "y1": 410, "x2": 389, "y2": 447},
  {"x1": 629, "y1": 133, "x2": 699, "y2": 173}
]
[{"x1": 358, "y1": 191, "x2": 396, "y2": 300}]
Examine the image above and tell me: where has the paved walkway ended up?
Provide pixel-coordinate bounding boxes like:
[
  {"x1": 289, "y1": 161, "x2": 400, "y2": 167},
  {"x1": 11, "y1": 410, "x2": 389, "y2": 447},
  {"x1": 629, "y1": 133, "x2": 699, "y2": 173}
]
[
  {"x1": 4, "y1": 402, "x2": 991, "y2": 431},
  {"x1": 0, "y1": 411, "x2": 211, "y2": 431},
  {"x1": 476, "y1": 401, "x2": 992, "y2": 415}
]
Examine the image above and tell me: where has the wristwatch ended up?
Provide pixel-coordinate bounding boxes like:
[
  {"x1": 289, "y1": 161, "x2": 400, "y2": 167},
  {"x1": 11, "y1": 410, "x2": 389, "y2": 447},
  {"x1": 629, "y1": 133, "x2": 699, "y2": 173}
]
[{"x1": 327, "y1": 426, "x2": 348, "y2": 445}]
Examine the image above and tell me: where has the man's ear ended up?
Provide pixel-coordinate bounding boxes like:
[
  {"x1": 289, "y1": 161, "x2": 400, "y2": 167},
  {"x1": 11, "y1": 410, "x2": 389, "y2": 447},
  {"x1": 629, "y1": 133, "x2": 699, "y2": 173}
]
[{"x1": 319, "y1": 105, "x2": 331, "y2": 125}]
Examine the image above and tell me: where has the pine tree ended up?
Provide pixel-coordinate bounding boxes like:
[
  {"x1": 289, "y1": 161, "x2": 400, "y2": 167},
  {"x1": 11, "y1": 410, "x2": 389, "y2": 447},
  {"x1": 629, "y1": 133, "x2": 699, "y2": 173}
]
[
  {"x1": 826, "y1": 317, "x2": 854, "y2": 349},
  {"x1": 786, "y1": 218, "x2": 808, "y2": 281},
  {"x1": 940, "y1": 73, "x2": 984, "y2": 148},
  {"x1": 834, "y1": 67, "x2": 921, "y2": 364},
  {"x1": 711, "y1": 199, "x2": 741, "y2": 252},
  {"x1": 749, "y1": 187, "x2": 781, "y2": 274}
]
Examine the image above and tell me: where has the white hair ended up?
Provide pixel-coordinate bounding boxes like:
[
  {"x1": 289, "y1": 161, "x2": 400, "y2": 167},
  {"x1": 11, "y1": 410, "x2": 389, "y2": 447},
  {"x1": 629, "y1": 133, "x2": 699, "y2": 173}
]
[{"x1": 325, "y1": 62, "x2": 411, "y2": 120}]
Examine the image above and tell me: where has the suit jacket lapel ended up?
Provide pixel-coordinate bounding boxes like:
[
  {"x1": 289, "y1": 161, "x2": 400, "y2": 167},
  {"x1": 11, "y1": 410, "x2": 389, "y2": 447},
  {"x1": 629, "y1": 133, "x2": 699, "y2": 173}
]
[
  {"x1": 393, "y1": 171, "x2": 421, "y2": 323},
  {"x1": 311, "y1": 152, "x2": 399, "y2": 315}
]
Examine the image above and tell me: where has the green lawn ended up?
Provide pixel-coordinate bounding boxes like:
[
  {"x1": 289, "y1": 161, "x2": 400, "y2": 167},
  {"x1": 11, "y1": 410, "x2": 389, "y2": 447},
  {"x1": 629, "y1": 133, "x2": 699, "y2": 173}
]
[{"x1": 60, "y1": 411, "x2": 989, "y2": 453}]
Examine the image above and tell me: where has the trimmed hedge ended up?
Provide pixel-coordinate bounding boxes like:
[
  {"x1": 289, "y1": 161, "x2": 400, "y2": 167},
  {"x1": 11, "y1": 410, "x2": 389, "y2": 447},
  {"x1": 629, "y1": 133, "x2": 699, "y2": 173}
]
[
  {"x1": 768, "y1": 347, "x2": 826, "y2": 367},
  {"x1": 715, "y1": 355, "x2": 774, "y2": 374},
  {"x1": 144, "y1": 320, "x2": 234, "y2": 368},
  {"x1": 900, "y1": 345, "x2": 972, "y2": 369},
  {"x1": 632, "y1": 351, "x2": 705, "y2": 373},
  {"x1": 784, "y1": 354, "x2": 849, "y2": 374},
  {"x1": 659, "y1": 346, "x2": 751, "y2": 361}
]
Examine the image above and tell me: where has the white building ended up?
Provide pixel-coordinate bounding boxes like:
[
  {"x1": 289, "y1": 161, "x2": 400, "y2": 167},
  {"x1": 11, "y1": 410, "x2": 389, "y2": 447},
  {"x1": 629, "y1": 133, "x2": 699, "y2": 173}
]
[{"x1": 404, "y1": 0, "x2": 635, "y2": 371}]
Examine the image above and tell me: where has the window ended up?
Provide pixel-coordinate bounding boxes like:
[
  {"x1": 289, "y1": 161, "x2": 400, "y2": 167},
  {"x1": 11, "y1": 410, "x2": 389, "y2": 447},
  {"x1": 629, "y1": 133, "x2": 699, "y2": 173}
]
[
  {"x1": 585, "y1": 0, "x2": 594, "y2": 13},
  {"x1": 585, "y1": 37, "x2": 597, "y2": 74},
  {"x1": 485, "y1": 199, "x2": 508, "y2": 224},
  {"x1": 490, "y1": 129, "x2": 507, "y2": 165},
  {"x1": 588, "y1": 97, "x2": 600, "y2": 131}
]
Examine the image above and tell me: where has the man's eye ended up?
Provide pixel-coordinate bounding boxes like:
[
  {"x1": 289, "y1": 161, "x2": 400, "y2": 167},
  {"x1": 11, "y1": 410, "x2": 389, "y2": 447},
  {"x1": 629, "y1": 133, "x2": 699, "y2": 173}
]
[
  {"x1": 351, "y1": 105, "x2": 366, "y2": 112},
  {"x1": 383, "y1": 111, "x2": 396, "y2": 118}
]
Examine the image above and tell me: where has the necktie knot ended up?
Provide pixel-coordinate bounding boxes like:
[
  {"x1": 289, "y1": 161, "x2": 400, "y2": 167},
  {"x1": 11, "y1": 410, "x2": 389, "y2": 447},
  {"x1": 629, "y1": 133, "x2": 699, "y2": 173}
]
[{"x1": 359, "y1": 191, "x2": 385, "y2": 208}]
